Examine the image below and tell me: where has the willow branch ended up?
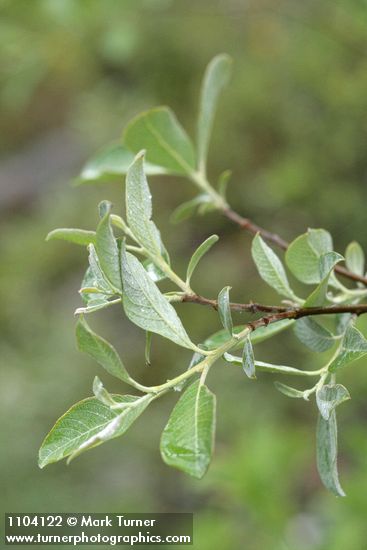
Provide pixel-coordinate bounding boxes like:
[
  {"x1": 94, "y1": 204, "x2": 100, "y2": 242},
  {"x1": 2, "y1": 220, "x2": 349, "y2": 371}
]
[
  {"x1": 221, "y1": 205, "x2": 367, "y2": 286},
  {"x1": 246, "y1": 303, "x2": 367, "y2": 333},
  {"x1": 181, "y1": 293, "x2": 288, "y2": 313},
  {"x1": 180, "y1": 293, "x2": 367, "y2": 319}
]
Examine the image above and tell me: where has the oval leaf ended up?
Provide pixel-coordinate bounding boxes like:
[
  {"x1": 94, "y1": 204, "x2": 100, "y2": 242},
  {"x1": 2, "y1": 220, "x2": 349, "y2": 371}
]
[
  {"x1": 46, "y1": 228, "x2": 96, "y2": 246},
  {"x1": 197, "y1": 53, "x2": 232, "y2": 172},
  {"x1": 286, "y1": 228, "x2": 333, "y2": 284},
  {"x1": 345, "y1": 241, "x2": 365, "y2": 277},
  {"x1": 252, "y1": 234, "x2": 297, "y2": 300},
  {"x1": 124, "y1": 107, "x2": 196, "y2": 175},
  {"x1": 160, "y1": 380, "x2": 216, "y2": 479},
  {"x1": 39, "y1": 394, "x2": 151, "y2": 468}
]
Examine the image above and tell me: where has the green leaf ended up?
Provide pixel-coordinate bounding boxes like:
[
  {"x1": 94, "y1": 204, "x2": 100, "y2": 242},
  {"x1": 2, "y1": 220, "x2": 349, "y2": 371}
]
[
  {"x1": 170, "y1": 194, "x2": 211, "y2": 224},
  {"x1": 316, "y1": 384, "x2": 350, "y2": 420},
  {"x1": 274, "y1": 382, "x2": 306, "y2": 399},
  {"x1": 124, "y1": 107, "x2": 196, "y2": 175},
  {"x1": 316, "y1": 410, "x2": 345, "y2": 496},
  {"x1": 46, "y1": 228, "x2": 96, "y2": 246},
  {"x1": 242, "y1": 337, "x2": 256, "y2": 379},
  {"x1": 217, "y1": 286, "x2": 233, "y2": 334},
  {"x1": 328, "y1": 325, "x2": 367, "y2": 372},
  {"x1": 76, "y1": 143, "x2": 168, "y2": 185},
  {"x1": 203, "y1": 319, "x2": 294, "y2": 351},
  {"x1": 294, "y1": 317, "x2": 335, "y2": 352},
  {"x1": 143, "y1": 259, "x2": 166, "y2": 282},
  {"x1": 345, "y1": 241, "x2": 365, "y2": 277},
  {"x1": 95, "y1": 204, "x2": 121, "y2": 291},
  {"x1": 76, "y1": 316, "x2": 133, "y2": 384},
  {"x1": 125, "y1": 152, "x2": 166, "y2": 257},
  {"x1": 121, "y1": 247, "x2": 195, "y2": 350},
  {"x1": 39, "y1": 394, "x2": 152, "y2": 468},
  {"x1": 160, "y1": 380, "x2": 216, "y2": 479},
  {"x1": 286, "y1": 229, "x2": 333, "y2": 284},
  {"x1": 308, "y1": 228, "x2": 333, "y2": 256},
  {"x1": 197, "y1": 54, "x2": 232, "y2": 172},
  {"x1": 304, "y1": 252, "x2": 343, "y2": 307},
  {"x1": 186, "y1": 235, "x2": 219, "y2": 284},
  {"x1": 252, "y1": 234, "x2": 298, "y2": 300},
  {"x1": 92, "y1": 376, "x2": 117, "y2": 407}
]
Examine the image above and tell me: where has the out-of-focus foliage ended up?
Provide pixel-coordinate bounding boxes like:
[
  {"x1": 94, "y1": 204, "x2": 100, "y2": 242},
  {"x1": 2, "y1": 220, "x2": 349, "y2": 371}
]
[{"x1": 2, "y1": 0, "x2": 367, "y2": 548}]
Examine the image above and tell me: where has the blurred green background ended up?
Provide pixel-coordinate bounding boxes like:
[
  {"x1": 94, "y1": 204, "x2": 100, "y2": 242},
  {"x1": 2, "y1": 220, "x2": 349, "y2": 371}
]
[{"x1": 2, "y1": 1, "x2": 367, "y2": 548}]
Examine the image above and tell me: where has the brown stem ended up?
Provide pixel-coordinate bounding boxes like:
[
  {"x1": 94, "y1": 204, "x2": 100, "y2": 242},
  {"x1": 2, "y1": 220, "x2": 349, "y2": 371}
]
[
  {"x1": 222, "y1": 205, "x2": 367, "y2": 286},
  {"x1": 180, "y1": 293, "x2": 367, "y2": 320},
  {"x1": 181, "y1": 293, "x2": 288, "y2": 313},
  {"x1": 247, "y1": 303, "x2": 367, "y2": 333},
  {"x1": 223, "y1": 207, "x2": 288, "y2": 250}
]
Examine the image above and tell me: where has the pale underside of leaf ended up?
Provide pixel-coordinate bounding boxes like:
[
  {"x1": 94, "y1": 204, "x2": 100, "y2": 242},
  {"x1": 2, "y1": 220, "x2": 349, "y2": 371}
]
[
  {"x1": 217, "y1": 286, "x2": 233, "y2": 334},
  {"x1": 242, "y1": 337, "x2": 256, "y2": 379},
  {"x1": 328, "y1": 324, "x2": 367, "y2": 372},
  {"x1": 294, "y1": 317, "x2": 335, "y2": 352},
  {"x1": 316, "y1": 410, "x2": 345, "y2": 496}
]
